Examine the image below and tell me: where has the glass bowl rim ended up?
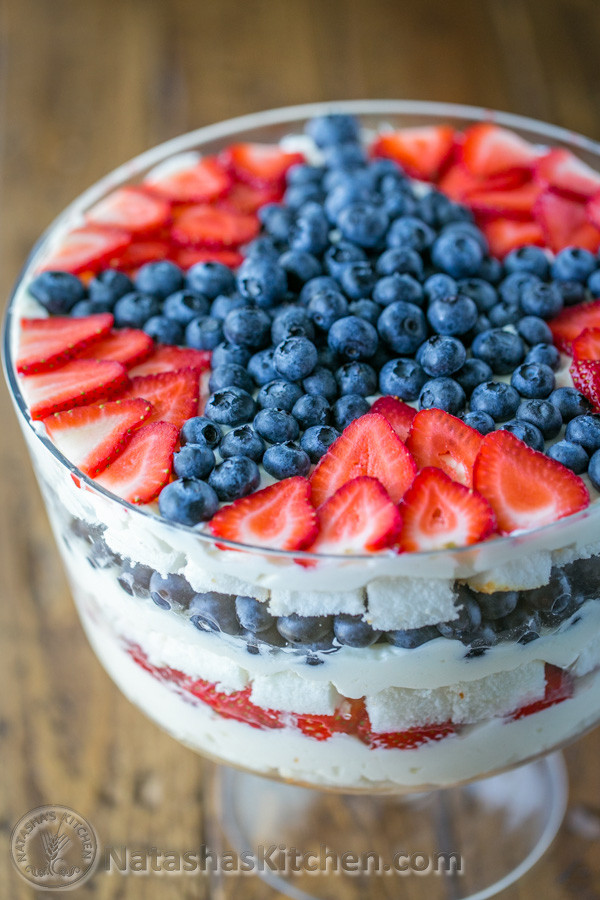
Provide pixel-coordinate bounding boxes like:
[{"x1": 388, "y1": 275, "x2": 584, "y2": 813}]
[{"x1": 4, "y1": 98, "x2": 600, "y2": 563}]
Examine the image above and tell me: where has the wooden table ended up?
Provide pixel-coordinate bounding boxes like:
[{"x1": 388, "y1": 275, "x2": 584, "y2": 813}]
[{"x1": 2, "y1": 1, "x2": 600, "y2": 897}]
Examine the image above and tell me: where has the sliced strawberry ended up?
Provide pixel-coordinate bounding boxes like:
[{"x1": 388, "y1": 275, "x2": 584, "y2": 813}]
[
  {"x1": 220, "y1": 143, "x2": 304, "y2": 187},
  {"x1": 218, "y1": 181, "x2": 283, "y2": 215},
  {"x1": 535, "y1": 149, "x2": 600, "y2": 200},
  {"x1": 127, "y1": 344, "x2": 211, "y2": 377},
  {"x1": 42, "y1": 398, "x2": 152, "y2": 476},
  {"x1": 482, "y1": 218, "x2": 545, "y2": 258},
  {"x1": 462, "y1": 123, "x2": 539, "y2": 178},
  {"x1": 473, "y1": 430, "x2": 589, "y2": 533},
  {"x1": 109, "y1": 238, "x2": 172, "y2": 272},
  {"x1": 85, "y1": 187, "x2": 171, "y2": 235},
  {"x1": 21, "y1": 359, "x2": 129, "y2": 420},
  {"x1": 510, "y1": 665, "x2": 573, "y2": 720},
  {"x1": 144, "y1": 156, "x2": 232, "y2": 203},
  {"x1": 16, "y1": 313, "x2": 114, "y2": 374},
  {"x1": 438, "y1": 163, "x2": 527, "y2": 202},
  {"x1": 534, "y1": 190, "x2": 590, "y2": 253},
  {"x1": 309, "y1": 413, "x2": 417, "y2": 507},
  {"x1": 370, "y1": 125, "x2": 455, "y2": 181},
  {"x1": 467, "y1": 180, "x2": 543, "y2": 219},
  {"x1": 93, "y1": 420, "x2": 178, "y2": 504},
  {"x1": 76, "y1": 328, "x2": 154, "y2": 368},
  {"x1": 188, "y1": 681, "x2": 284, "y2": 730},
  {"x1": 118, "y1": 369, "x2": 200, "y2": 430},
  {"x1": 361, "y1": 721, "x2": 456, "y2": 750},
  {"x1": 572, "y1": 328, "x2": 600, "y2": 362},
  {"x1": 370, "y1": 395, "x2": 416, "y2": 442},
  {"x1": 406, "y1": 408, "x2": 483, "y2": 488},
  {"x1": 548, "y1": 299, "x2": 600, "y2": 352},
  {"x1": 570, "y1": 359, "x2": 600, "y2": 410},
  {"x1": 308, "y1": 476, "x2": 402, "y2": 554},
  {"x1": 397, "y1": 467, "x2": 495, "y2": 552},
  {"x1": 209, "y1": 477, "x2": 318, "y2": 551},
  {"x1": 294, "y1": 714, "x2": 336, "y2": 741},
  {"x1": 170, "y1": 204, "x2": 260, "y2": 248},
  {"x1": 170, "y1": 246, "x2": 244, "y2": 270},
  {"x1": 39, "y1": 226, "x2": 131, "y2": 275},
  {"x1": 587, "y1": 190, "x2": 600, "y2": 229},
  {"x1": 569, "y1": 221, "x2": 600, "y2": 252}
]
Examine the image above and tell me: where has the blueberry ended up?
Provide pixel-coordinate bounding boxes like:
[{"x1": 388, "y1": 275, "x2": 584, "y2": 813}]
[
  {"x1": 386, "y1": 216, "x2": 435, "y2": 252},
  {"x1": 419, "y1": 377, "x2": 466, "y2": 415},
  {"x1": 88, "y1": 270, "x2": 133, "y2": 308},
  {"x1": 418, "y1": 335, "x2": 466, "y2": 377},
  {"x1": 212, "y1": 342, "x2": 251, "y2": 369},
  {"x1": 274, "y1": 336, "x2": 318, "y2": 380},
  {"x1": 289, "y1": 205, "x2": 330, "y2": 255},
  {"x1": 478, "y1": 256, "x2": 504, "y2": 284},
  {"x1": 565, "y1": 414, "x2": 600, "y2": 453},
  {"x1": 271, "y1": 307, "x2": 315, "y2": 345},
  {"x1": 284, "y1": 182, "x2": 324, "y2": 209},
  {"x1": 547, "y1": 440, "x2": 589, "y2": 474},
  {"x1": 377, "y1": 302, "x2": 427, "y2": 354},
  {"x1": 324, "y1": 181, "x2": 372, "y2": 223},
  {"x1": 588, "y1": 270, "x2": 600, "y2": 296},
  {"x1": 262, "y1": 443, "x2": 311, "y2": 479},
  {"x1": 300, "y1": 425, "x2": 340, "y2": 462},
  {"x1": 511, "y1": 362, "x2": 555, "y2": 399},
  {"x1": 522, "y1": 571, "x2": 574, "y2": 622},
  {"x1": 180, "y1": 416, "x2": 222, "y2": 449},
  {"x1": 316, "y1": 345, "x2": 340, "y2": 369},
  {"x1": 417, "y1": 191, "x2": 468, "y2": 227},
  {"x1": 257, "y1": 380, "x2": 304, "y2": 412},
  {"x1": 254, "y1": 408, "x2": 300, "y2": 443},
  {"x1": 504, "y1": 245, "x2": 550, "y2": 279},
  {"x1": 337, "y1": 202, "x2": 389, "y2": 248},
  {"x1": 471, "y1": 329, "x2": 526, "y2": 375},
  {"x1": 142, "y1": 315, "x2": 184, "y2": 345},
  {"x1": 186, "y1": 261, "x2": 236, "y2": 299},
  {"x1": 379, "y1": 357, "x2": 427, "y2": 400},
  {"x1": 114, "y1": 291, "x2": 162, "y2": 328},
  {"x1": 470, "y1": 381, "x2": 521, "y2": 422},
  {"x1": 208, "y1": 456, "x2": 261, "y2": 500},
  {"x1": 550, "y1": 387, "x2": 593, "y2": 422},
  {"x1": 173, "y1": 443, "x2": 216, "y2": 479},
  {"x1": 386, "y1": 626, "x2": 441, "y2": 649},
  {"x1": 204, "y1": 387, "x2": 256, "y2": 426},
  {"x1": 551, "y1": 247, "x2": 597, "y2": 283},
  {"x1": 223, "y1": 307, "x2": 271, "y2": 348},
  {"x1": 519, "y1": 282, "x2": 563, "y2": 319},
  {"x1": 236, "y1": 257, "x2": 287, "y2": 309},
  {"x1": 559, "y1": 280, "x2": 588, "y2": 307},
  {"x1": 473, "y1": 314, "x2": 492, "y2": 335},
  {"x1": 185, "y1": 316, "x2": 223, "y2": 350},
  {"x1": 329, "y1": 315, "x2": 379, "y2": 360},
  {"x1": 426, "y1": 293, "x2": 479, "y2": 336},
  {"x1": 348, "y1": 299, "x2": 382, "y2": 326},
  {"x1": 437, "y1": 594, "x2": 482, "y2": 640},
  {"x1": 455, "y1": 358, "x2": 493, "y2": 394},
  {"x1": 375, "y1": 249, "x2": 423, "y2": 284},
  {"x1": 71, "y1": 300, "x2": 103, "y2": 317},
  {"x1": 323, "y1": 242, "x2": 366, "y2": 280},
  {"x1": 462, "y1": 410, "x2": 495, "y2": 435},
  {"x1": 118, "y1": 561, "x2": 153, "y2": 598},
  {"x1": 457, "y1": 278, "x2": 497, "y2": 312},
  {"x1": 305, "y1": 113, "x2": 360, "y2": 147},
  {"x1": 517, "y1": 399, "x2": 563, "y2": 439},
  {"x1": 245, "y1": 236, "x2": 279, "y2": 261},
  {"x1": 163, "y1": 289, "x2": 210, "y2": 324},
  {"x1": 210, "y1": 293, "x2": 247, "y2": 320},
  {"x1": 158, "y1": 478, "x2": 219, "y2": 525},
  {"x1": 278, "y1": 250, "x2": 322, "y2": 290},
  {"x1": 335, "y1": 361, "x2": 377, "y2": 397},
  {"x1": 516, "y1": 316, "x2": 553, "y2": 346},
  {"x1": 332, "y1": 394, "x2": 371, "y2": 430},
  {"x1": 235, "y1": 595, "x2": 274, "y2": 633},
  {"x1": 338, "y1": 261, "x2": 379, "y2": 303},
  {"x1": 524, "y1": 343, "x2": 561, "y2": 371},
  {"x1": 431, "y1": 231, "x2": 484, "y2": 278},
  {"x1": 440, "y1": 221, "x2": 488, "y2": 253},
  {"x1": 302, "y1": 367, "x2": 338, "y2": 403},
  {"x1": 488, "y1": 299, "x2": 521, "y2": 328},
  {"x1": 323, "y1": 142, "x2": 367, "y2": 170},
  {"x1": 588, "y1": 449, "x2": 600, "y2": 490},
  {"x1": 496, "y1": 608, "x2": 540, "y2": 644},
  {"x1": 259, "y1": 203, "x2": 295, "y2": 241},
  {"x1": 135, "y1": 260, "x2": 184, "y2": 299},
  {"x1": 472, "y1": 588, "x2": 519, "y2": 621},
  {"x1": 149, "y1": 572, "x2": 196, "y2": 610},
  {"x1": 307, "y1": 287, "x2": 349, "y2": 331},
  {"x1": 287, "y1": 163, "x2": 324, "y2": 186},
  {"x1": 291, "y1": 394, "x2": 331, "y2": 428},
  {"x1": 498, "y1": 272, "x2": 541, "y2": 306},
  {"x1": 244, "y1": 348, "x2": 275, "y2": 387},
  {"x1": 190, "y1": 592, "x2": 240, "y2": 636},
  {"x1": 276, "y1": 612, "x2": 332, "y2": 643},
  {"x1": 209, "y1": 364, "x2": 254, "y2": 396},
  {"x1": 219, "y1": 425, "x2": 265, "y2": 463},
  {"x1": 423, "y1": 273, "x2": 458, "y2": 303},
  {"x1": 501, "y1": 419, "x2": 545, "y2": 451},
  {"x1": 333, "y1": 614, "x2": 381, "y2": 647}
]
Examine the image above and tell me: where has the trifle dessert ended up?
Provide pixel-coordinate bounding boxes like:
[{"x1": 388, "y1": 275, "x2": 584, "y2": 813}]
[{"x1": 6, "y1": 101, "x2": 600, "y2": 792}]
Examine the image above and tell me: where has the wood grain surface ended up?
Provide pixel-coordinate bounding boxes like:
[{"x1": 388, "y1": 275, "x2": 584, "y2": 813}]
[{"x1": 2, "y1": 1, "x2": 600, "y2": 897}]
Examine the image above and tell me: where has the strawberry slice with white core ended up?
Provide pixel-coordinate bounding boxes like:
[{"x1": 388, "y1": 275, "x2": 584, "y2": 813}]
[
  {"x1": 85, "y1": 187, "x2": 171, "y2": 235},
  {"x1": 308, "y1": 476, "x2": 402, "y2": 554},
  {"x1": 21, "y1": 359, "x2": 129, "y2": 420},
  {"x1": 109, "y1": 238, "x2": 172, "y2": 272},
  {"x1": 220, "y1": 143, "x2": 304, "y2": 187},
  {"x1": 535, "y1": 149, "x2": 600, "y2": 200},
  {"x1": 209, "y1": 476, "x2": 318, "y2": 551},
  {"x1": 370, "y1": 126, "x2": 455, "y2": 181},
  {"x1": 16, "y1": 313, "x2": 114, "y2": 374},
  {"x1": 127, "y1": 344, "x2": 211, "y2": 378},
  {"x1": 570, "y1": 360, "x2": 600, "y2": 410},
  {"x1": 473, "y1": 430, "x2": 589, "y2": 534},
  {"x1": 171, "y1": 247, "x2": 244, "y2": 271},
  {"x1": 218, "y1": 181, "x2": 284, "y2": 215},
  {"x1": 309, "y1": 412, "x2": 417, "y2": 507},
  {"x1": 144, "y1": 156, "x2": 232, "y2": 203},
  {"x1": 406, "y1": 408, "x2": 483, "y2": 488},
  {"x1": 438, "y1": 163, "x2": 528, "y2": 202},
  {"x1": 482, "y1": 219, "x2": 545, "y2": 258},
  {"x1": 572, "y1": 328, "x2": 600, "y2": 362},
  {"x1": 534, "y1": 190, "x2": 592, "y2": 253},
  {"x1": 397, "y1": 467, "x2": 496, "y2": 552},
  {"x1": 548, "y1": 299, "x2": 600, "y2": 352},
  {"x1": 171, "y1": 205, "x2": 260, "y2": 248},
  {"x1": 466, "y1": 180, "x2": 543, "y2": 219},
  {"x1": 94, "y1": 421, "x2": 178, "y2": 504},
  {"x1": 461, "y1": 123, "x2": 540, "y2": 178},
  {"x1": 43, "y1": 398, "x2": 152, "y2": 476},
  {"x1": 39, "y1": 226, "x2": 131, "y2": 275},
  {"x1": 117, "y1": 369, "x2": 200, "y2": 430},
  {"x1": 75, "y1": 328, "x2": 154, "y2": 368},
  {"x1": 370, "y1": 395, "x2": 416, "y2": 442}
]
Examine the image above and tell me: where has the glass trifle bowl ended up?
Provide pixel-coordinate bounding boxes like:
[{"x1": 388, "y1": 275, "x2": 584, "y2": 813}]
[{"x1": 5, "y1": 100, "x2": 600, "y2": 898}]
